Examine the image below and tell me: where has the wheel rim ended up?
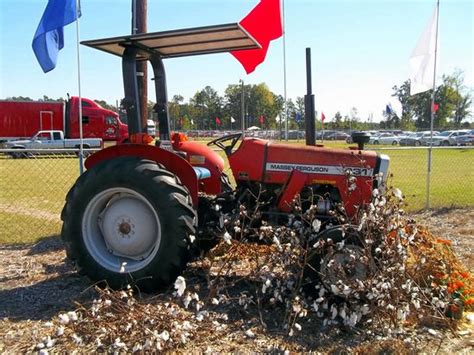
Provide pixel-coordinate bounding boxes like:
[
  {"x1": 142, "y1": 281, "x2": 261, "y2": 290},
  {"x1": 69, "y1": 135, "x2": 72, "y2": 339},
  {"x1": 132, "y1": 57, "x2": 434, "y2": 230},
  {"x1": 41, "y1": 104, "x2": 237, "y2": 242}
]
[
  {"x1": 82, "y1": 187, "x2": 161, "y2": 273},
  {"x1": 320, "y1": 245, "x2": 373, "y2": 289}
]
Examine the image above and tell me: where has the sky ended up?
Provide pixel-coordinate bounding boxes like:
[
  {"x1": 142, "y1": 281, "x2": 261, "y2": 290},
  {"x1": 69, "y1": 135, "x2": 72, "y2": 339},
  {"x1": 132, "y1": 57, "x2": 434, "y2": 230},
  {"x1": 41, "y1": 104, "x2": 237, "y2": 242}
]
[{"x1": 0, "y1": 0, "x2": 473, "y2": 123}]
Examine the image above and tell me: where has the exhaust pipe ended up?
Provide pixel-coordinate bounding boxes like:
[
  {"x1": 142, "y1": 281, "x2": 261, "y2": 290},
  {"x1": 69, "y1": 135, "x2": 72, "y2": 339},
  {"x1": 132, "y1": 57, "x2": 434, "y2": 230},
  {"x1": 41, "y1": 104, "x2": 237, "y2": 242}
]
[{"x1": 304, "y1": 48, "x2": 316, "y2": 146}]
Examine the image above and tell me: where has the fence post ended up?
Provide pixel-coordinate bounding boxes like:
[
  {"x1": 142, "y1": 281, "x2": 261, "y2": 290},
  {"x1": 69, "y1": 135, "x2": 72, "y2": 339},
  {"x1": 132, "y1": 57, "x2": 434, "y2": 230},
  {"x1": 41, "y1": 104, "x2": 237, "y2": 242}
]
[{"x1": 426, "y1": 147, "x2": 432, "y2": 209}]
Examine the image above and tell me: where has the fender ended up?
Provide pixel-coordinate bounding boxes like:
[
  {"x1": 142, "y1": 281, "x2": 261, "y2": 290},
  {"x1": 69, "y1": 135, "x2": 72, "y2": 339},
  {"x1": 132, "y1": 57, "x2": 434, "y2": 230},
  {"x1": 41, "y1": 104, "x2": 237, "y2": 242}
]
[
  {"x1": 85, "y1": 144, "x2": 199, "y2": 206},
  {"x1": 172, "y1": 139, "x2": 225, "y2": 195}
]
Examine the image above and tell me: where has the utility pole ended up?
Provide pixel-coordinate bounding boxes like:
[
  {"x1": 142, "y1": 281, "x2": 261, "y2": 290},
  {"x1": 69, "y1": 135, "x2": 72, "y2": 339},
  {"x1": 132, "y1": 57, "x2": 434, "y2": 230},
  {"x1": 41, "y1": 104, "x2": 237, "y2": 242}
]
[
  {"x1": 132, "y1": 0, "x2": 148, "y2": 132},
  {"x1": 240, "y1": 79, "x2": 245, "y2": 137}
]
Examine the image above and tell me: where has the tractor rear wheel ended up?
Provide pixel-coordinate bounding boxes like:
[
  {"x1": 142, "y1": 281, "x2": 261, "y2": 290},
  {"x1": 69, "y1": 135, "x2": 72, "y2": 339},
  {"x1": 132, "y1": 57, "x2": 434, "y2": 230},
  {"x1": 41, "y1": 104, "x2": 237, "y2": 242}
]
[{"x1": 61, "y1": 157, "x2": 196, "y2": 291}]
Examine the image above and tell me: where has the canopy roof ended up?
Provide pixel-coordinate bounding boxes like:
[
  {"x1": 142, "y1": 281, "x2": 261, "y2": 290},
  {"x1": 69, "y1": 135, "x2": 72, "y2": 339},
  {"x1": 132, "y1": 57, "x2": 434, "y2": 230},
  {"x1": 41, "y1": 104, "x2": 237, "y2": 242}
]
[{"x1": 81, "y1": 23, "x2": 260, "y2": 60}]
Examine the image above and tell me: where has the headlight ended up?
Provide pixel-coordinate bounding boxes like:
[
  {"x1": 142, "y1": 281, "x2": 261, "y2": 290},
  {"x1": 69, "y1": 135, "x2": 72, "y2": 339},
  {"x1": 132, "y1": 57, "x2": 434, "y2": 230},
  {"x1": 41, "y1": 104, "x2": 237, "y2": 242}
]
[{"x1": 375, "y1": 154, "x2": 390, "y2": 186}]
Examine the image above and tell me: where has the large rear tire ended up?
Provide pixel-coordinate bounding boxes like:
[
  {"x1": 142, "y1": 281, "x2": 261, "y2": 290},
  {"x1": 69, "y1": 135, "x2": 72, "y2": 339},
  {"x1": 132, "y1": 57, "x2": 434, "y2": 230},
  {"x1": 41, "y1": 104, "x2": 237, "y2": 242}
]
[{"x1": 61, "y1": 157, "x2": 196, "y2": 291}]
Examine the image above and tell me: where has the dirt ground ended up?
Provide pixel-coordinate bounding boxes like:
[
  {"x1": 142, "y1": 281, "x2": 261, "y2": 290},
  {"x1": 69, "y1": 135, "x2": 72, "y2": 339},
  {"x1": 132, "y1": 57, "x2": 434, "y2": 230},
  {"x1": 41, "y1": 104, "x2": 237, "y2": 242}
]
[{"x1": 1, "y1": 207, "x2": 473, "y2": 353}]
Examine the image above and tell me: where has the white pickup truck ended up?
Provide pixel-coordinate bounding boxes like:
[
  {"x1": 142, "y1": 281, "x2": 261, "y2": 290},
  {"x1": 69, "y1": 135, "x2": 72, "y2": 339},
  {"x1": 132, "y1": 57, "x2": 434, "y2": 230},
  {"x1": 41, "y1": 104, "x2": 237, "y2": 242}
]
[{"x1": 4, "y1": 130, "x2": 103, "y2": 157}]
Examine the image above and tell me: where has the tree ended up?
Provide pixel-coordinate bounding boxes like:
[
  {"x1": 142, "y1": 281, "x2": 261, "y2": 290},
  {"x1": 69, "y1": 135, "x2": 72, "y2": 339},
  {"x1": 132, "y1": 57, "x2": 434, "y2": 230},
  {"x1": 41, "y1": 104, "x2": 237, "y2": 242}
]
[
  {"x1": 294, "y1": 96, "x2": 305, "y2": 129},
  {"x1": 273, "y1": 94, "x2": 285, "y2": 131},
  {"x1": 442, "y1": 70, "x2": 472, "y2": 127},
  {"x1": 392, "y1": 81, "x2": 416, "y2": 128},
  {"x1": 169, "y1": 94, "x2": 184, "y2": 130},
  {"x1": 94, "y1": 99, "x2": 117, "y2": 112},
  {"x1": 246, "y1": 83, "x2": 279, "y2": 129},
  {"x1": 39, "y1": 95, "x2": 62, "y2": 102},
  {"x1": 224, "y1": 84, "x2": 247, "y2": 128},
  {"x1": 285, "y1": 99, "x2": 299, "y2": 129},
  {"x1": 190, "y1": 86, "x2": 223, "y2": 130},
  {"x1": 332, "y1": 111, "x2": 343, "y2": 129},
  {"x1": 393, "y1": 71, "x2": 472, "y2": 130},
  {"x1": 5, "y1": 96, "x2": 33, "y2": 101}
]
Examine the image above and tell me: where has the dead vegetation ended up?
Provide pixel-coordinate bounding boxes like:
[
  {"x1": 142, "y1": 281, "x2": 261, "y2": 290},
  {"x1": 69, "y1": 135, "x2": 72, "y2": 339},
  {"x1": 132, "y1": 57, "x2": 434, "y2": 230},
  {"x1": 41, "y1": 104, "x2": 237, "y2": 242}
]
[{"x1": 1, "y1": 189, "x2": 473, "y2": 353}]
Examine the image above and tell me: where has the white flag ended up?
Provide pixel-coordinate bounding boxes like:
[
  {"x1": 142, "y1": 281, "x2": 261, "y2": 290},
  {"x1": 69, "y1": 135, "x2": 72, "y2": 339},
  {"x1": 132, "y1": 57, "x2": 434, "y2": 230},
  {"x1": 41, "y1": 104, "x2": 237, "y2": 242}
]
[
  {"x1": 230, "y1": 116, "x2": 236, "y2": 123},
  {"x1": 190, "y1": 119, "x2": 194, "y2": 125},
  {"x1": 409, "y1": 5, "x2": 438, "y2": 95}
]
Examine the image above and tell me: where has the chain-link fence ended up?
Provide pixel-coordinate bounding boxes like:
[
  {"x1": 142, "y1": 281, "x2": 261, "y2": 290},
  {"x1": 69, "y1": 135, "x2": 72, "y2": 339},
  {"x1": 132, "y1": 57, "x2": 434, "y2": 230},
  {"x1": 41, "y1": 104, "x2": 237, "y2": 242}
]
[
  {"x1": 0, "y1": 149, "x2": 94, "y2": 244},
  {"x1": 1, "y1": 146, "x2": 473, "y2": 244},
  {"x1": 371, "y1": 146, "x2": 474, "y2": 211}
]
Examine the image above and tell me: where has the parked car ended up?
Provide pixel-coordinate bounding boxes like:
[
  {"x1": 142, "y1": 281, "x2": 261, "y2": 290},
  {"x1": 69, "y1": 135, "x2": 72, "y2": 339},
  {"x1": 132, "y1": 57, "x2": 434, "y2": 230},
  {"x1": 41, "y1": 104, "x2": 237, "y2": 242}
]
[
  {"x1": 429, "y1": 130, "x2": 469, "y2": 146},
  {"x1": 316, "y1": 130, "x2": 335, "y2": 140},
  {"x1": 399, "y1": 131, "x2": 438, "y2": 146},
  {"x1": 369, "y1": 133, "x2": 400, "y2": 145},
  {"x1": 455, "y1": 130, "x2": 474, "y2": 146},
  {"x1": 326, "y1": 131, "x2": 350, "y2": 141}
]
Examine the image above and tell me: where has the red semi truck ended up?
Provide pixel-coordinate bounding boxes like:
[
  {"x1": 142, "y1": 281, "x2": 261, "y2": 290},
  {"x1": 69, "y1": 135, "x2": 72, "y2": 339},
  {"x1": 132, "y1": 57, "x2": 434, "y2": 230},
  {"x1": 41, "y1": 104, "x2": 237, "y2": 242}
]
[{"x1": 0, "y1": 96, "x2": 128, "y2": 143}]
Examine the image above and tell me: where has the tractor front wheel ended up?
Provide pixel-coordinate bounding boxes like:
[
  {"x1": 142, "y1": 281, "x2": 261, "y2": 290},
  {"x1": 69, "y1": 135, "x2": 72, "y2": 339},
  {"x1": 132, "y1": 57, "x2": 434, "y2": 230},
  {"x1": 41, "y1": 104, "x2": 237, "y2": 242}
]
[
  {"x1": 304, "y1": 226, "x2": 374, "y2": 294},
  {"x1": 61, "y1": 157, "x2": 196, "y2": 291}
]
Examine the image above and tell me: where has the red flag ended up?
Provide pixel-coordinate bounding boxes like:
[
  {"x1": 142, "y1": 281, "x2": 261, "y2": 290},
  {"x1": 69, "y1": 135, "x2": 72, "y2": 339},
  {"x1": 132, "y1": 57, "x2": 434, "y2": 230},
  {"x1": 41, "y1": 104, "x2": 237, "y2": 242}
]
[
  {"x1": 321, "y1": 112, "x2": 326, "y2": 122},
  {"x1": 432, "y1": 103, "x2": 439, "y2": 113},
  {"x1": 231, "y1": 0, "x2": 283, "y2": 74},
  {"x1": 215, "y1": 117, "x2": 221, "y2": 125},
  {"x1": 259, "y1": 115, "x2": 265, "y2": 124}
]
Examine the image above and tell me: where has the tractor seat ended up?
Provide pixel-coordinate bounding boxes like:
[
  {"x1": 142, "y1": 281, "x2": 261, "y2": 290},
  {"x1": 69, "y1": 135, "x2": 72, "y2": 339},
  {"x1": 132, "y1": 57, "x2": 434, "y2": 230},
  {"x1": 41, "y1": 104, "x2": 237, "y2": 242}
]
[{"x1": 193, "y1": 167, "x2": 211, "y2": 180}]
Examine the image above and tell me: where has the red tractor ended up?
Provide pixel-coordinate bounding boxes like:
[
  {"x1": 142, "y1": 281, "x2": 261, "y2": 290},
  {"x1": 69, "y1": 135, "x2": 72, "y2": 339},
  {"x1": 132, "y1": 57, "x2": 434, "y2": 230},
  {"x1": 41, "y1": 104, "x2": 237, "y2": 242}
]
[{"x1": 61, "y1": 24, "x2": 389, "y2": 291}]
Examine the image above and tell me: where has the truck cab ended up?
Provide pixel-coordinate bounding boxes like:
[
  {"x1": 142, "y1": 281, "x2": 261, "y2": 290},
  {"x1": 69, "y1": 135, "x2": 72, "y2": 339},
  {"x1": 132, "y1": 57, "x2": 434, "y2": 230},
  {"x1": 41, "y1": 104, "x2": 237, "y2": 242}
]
[{"x1": 67, "y1": 97, "x2": 128, "y2": 142}]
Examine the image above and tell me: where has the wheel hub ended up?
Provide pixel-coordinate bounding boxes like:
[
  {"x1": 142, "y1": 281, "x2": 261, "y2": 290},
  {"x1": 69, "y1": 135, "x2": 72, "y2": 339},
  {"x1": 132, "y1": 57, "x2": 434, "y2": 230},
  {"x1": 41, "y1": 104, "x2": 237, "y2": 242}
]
[
  {"x1": 100, "y1": 196, "x2": 158, "y2": 259},
  {"x1": 320, "y1": 245, "x2": 373, "y2": 287},
  {"x1": 82, "y1": 188, "x2": 162, "y2": 272},
  {"x1": 119, "y1": 221, "x2": 132, "y2": 235}
]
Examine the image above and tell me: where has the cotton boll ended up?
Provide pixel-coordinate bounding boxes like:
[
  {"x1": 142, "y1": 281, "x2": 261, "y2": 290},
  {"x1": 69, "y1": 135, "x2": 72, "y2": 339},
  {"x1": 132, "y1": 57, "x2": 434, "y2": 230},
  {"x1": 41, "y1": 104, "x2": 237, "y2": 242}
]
[{"x1": 174, "y1": 276, "x2": 186, "y2": 297}]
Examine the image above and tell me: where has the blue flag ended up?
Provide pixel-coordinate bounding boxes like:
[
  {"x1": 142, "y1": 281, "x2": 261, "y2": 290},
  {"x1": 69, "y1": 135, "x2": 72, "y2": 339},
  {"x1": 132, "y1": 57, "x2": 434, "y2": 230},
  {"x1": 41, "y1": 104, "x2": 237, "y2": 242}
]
[
  {"x1": 295, "y1": 112, "x2": 302, "y2": 121},
  {"x1": 32, "y1": 0, "x2": 80, "y2": 73},
  {"x1": 385, "y1": 104, "x2": 393, "y2": 115}
]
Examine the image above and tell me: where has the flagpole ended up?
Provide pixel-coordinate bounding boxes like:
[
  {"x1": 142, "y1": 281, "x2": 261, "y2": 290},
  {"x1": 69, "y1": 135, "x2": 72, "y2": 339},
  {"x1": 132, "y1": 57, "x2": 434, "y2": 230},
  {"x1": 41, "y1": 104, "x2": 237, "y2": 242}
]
[
  {"x1": 281, "y1": 0, "x2": 288, "y2": 141},
  {"x1": 322, "y1": 120, "x2": 324, "y2": 144},
  {"x1": 426, "y1": 0, "x2": 440, "y2": 209},
  {"x1": 75, "y1": 0, "x2": 84, "y2": 174},
  {"x1": 240, "y1": 79, "x2": 245, "y2": 137}
]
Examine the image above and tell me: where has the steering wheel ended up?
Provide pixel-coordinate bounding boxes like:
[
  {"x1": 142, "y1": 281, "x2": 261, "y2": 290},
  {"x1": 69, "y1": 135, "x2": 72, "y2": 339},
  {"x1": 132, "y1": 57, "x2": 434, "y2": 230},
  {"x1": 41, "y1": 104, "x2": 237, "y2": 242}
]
[{"x1": 207, "y1": 133, "x2": 242, "y2": 156}]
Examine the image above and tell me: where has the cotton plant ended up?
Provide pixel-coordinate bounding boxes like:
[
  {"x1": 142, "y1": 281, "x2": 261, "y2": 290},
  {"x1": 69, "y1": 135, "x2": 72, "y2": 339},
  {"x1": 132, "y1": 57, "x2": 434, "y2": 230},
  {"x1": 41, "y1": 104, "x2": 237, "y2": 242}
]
[
  {"x1": 33, "y1": 179, "x2": 470, "y2": 351},
  {"x1": 203, "y1": 179, "x2": 465, "y2": 334}
]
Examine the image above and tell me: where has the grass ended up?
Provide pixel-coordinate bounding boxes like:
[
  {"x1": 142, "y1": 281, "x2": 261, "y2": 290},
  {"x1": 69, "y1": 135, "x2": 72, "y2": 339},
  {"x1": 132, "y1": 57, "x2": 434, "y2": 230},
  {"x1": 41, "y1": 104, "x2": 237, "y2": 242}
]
[
  {"x1": 376, "y1": 148, "x2": 474, "y2": 210},
  {"x1": 0, "y1": 155, "x2": 79, "y2": 244},
  {"x1": 1, "y1": 141, "x2": 473, "y2": 244}
]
